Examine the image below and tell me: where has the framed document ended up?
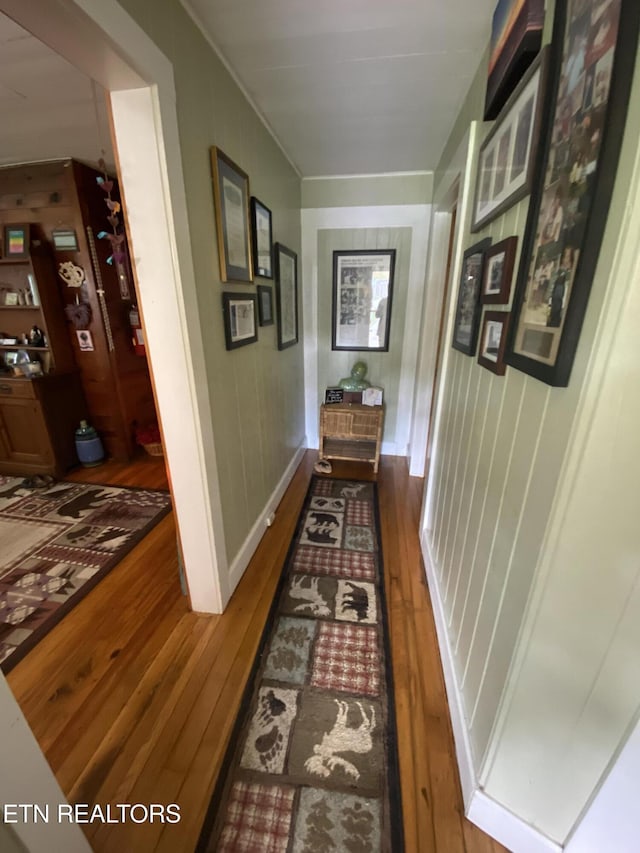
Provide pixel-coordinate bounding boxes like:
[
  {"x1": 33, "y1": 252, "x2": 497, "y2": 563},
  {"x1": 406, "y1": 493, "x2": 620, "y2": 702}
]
[
  {"x1": 250, "y1": 197, "x2": 273, "y2": 278},
  {"x1": 274, "y1": 243, "x2": 298, "y2": 350},
  {"x1": 210, "y1": 147, "x2": 253, "y2": 282},
  {"x1": 332, "y1": 250, "x2": 395, "y2": 351}
]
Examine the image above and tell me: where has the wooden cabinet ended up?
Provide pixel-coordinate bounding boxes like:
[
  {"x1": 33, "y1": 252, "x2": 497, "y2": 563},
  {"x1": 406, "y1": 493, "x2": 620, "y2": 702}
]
[
  {"x1": 319, "y1": 403, "x2": 384, "y2": 473},
  {"x1": 0, "y1": 374, "x2": 85, "y2": 476}
]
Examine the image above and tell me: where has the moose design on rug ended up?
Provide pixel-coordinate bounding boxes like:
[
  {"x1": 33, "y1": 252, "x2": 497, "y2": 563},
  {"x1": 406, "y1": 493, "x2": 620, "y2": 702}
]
[
  {"x1": 289, "y1": 576, "x2": 331, "y2": 617},
  {"x1": 305, "y1": 699, "x2": 376, "y2": 781}
]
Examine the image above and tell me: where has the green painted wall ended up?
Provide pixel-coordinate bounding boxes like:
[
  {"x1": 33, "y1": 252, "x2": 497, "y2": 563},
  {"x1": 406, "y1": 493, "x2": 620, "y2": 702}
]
[
  {"x1": 302, "y1": 173, "x2": 433, "y2": 208},
  {"x1": 117, "y1": 0, "x2": 304, "y2": 562}
]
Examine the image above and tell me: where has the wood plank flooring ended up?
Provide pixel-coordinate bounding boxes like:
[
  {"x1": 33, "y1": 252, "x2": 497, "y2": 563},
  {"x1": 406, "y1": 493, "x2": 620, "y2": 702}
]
[{"x1": 7, "y1": 451, "x2": 507, "y2": 852}]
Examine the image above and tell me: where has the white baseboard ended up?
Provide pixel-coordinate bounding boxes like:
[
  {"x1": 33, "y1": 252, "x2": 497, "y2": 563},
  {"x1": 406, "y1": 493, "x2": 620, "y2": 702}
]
[
  {"x1": 420, "y1": 532, "x2": 477, "y2": 808},
  {"x1": 421, "y1": 532, "x2": 564, "y2": 853},
  {"x1": 468, "y1": 790, "x2": 563, "y2": 853},
  {"x1": 228, "y1": 440, "x2": 307, "y2": 594}
]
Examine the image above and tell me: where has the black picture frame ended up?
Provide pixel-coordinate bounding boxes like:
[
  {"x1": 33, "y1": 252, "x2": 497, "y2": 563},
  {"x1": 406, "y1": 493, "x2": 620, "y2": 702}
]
[
  {"x1": 250, "y1": 197, "x2": 273, "y2": 279},
  {"x1": 257, "y1": 284, "x2": 274, "y2": 326},
  {"x1": 482, "y1": 236, "x2": 518, "y2": 303},
  {"x1": 505, "y1": 0, "x2": 640, "y2": 386},
  {"x1": 3, "y1": 223, "x2": 30, "y2": 260},
  {"x1": 222, "y1": 292, "x2": 258, "y2": 350},
  {"x1": 478, "y1": 310, "x2": 511, "y2": 375},
  {"x1": 210, "y1": 147, "x2": 253, "y2": 282},
  {"x1": 331, "y1": 249, "x2": 395, "y2": 352},
  {"x1": 473, "y1": 48, "x2": 550, "y2": 232},
  {"x1": 452, "y1": 238, "x2": 492, "y2": 355},
  {"x1": 274, "y1": 243, "x2": 298, "y2": 350},
  {"x1": 485, "y1": 0, "x2": 545, "y2": 120}
]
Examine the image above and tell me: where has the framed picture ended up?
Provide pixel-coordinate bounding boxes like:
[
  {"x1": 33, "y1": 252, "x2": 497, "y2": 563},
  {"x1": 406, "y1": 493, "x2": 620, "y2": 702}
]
[
  {"x1": 3, "y1": 224, "x2": 30, "y2": 260},
  {"x1": 482, "y1": 236, "x2": 518, "y2": 303},
  {"x1": 485, "y1": 0, "x2": 545, "y2": 119},
  {"x1": 274, "y1": 243, "x2": 298, "y2": 350},
  {"x1": 250, "y1": 197, "x2": 273, "y2": 278},
  {"x1": 478, "y1": 311, "x2": 511, "y2": 374},
  {"x1": 505, "y1": 0, "x2": 640, "y2": 386},
  {"x1": 222, "y1": 292, "x2": 258, "y2": 350},
  {"x1": 452, "y1": 239, "x2": 492, "y2": 355},
  {"x1": 257, "y1": 284, "x2": 274, "y2": 326},
  {"x1": 331, "y1": 249, "x2": 395, "y2": 352},
  {"x1": 473, "y1": 47, "x2": 550, "y2": 231},
  {"x1": 210, "y1": 147, "x2": 253, "y2": 282},
  {"x1": 76, "y1": 330, "x2": 95, "y2": 352}
]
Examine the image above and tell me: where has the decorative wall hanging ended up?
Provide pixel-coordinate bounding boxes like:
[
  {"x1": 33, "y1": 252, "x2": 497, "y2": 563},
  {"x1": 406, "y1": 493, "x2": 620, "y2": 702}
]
[
  {"x1": 250, "y1": 197, "x2": 273, "y2": 278},
  {"x1": 95, "y1": 159, "x2": 131, "y2": 300},
  {"x1": 473, "y1": 48, "x2": 549, "y2": 231},
  {"x1": 275, "y1": 243, "x2": 299, "y2": 350},
  {"x1": 485, "y1": 0, "x2": 545, "y2": 120},
  {"x1": 211, "y1": 147, "x2": 253, "y2": 282},
  {"x1": 452, "y1": 239, "x2": 492, "y2": 355},
  {"x1": 64, "y1": 302, "x2": 92, "y2": 330},
  {"x1": 331, "y1": 250, "x2": 395, "y2": 352},
  {"x1": 76, "y1": 330, "x2": 95, "y2": 352},
  {"x1": 482, "y1": 236, "x2": 518, "y2": 303},
  {"x1": 86, "y1": 226, "x2": 115, "y2": 353},
  {"x1": 222, "y1": 292, "x2": 258, "y2": 350},
  {"x1": 58, "y1": 261, "x2": 85, "y2": 289},
  {"x1": 505, "y1": 0, "x2": 640, "y2": 386},
  {"x1": 478, "y1": 311, "x2": 511, "y2": 375}
]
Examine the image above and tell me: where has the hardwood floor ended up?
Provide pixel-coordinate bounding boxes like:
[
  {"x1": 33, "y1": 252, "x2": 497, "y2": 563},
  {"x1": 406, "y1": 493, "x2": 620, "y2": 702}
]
[{"x1": 7, "y1": 452, "x2": 507, "y2": 852}]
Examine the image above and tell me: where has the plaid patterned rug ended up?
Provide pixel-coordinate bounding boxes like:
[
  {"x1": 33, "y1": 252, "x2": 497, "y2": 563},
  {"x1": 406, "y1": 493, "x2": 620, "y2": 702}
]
[
  {"x1": 197, "y1": 476, "x2": 404, "y2": 852},
  {"x1": 0, "y1": 476, "x2": 172, "y2": 673}
]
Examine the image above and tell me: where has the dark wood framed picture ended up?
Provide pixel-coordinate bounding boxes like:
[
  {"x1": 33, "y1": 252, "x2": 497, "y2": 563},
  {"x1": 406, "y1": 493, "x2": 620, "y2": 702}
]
[
  {"x1": 250, "y1": 197, "x2": 273, "y2": 279},
  {"x1": 452, "y1": 239, "x2": 492, "y2": 355},
  {"x1": 222, "y1": 292, "x2": 258, "y2": 350},
  {"x1": 505, "y1": 0, "x2": 640, "y2": 386},
  {"x1": 482, "y1": 237, "x2": 518, "y2": 303},
  {"x1": 331, "y1": 249, "x2": 395, "y2": 351},
  {"x1": 485, "y1": 0, "x2": 545, "y2": 120},
  {"x1": 210, "y1": 147, "x2": 253, "y2": 282},
  {"x1": 473, "y1": 47, "x2": 550, "y2": 232},
  {"x1": 257, "y1": 284, "x2": 274, "y2": 326},
  {"x1": 274, "y1": 243, "x2": 298, "y2": 350},
  {"x1": 3, "y1": 223, "x2": 30, "y2": 260},
  {"x1": 478, "y1": 311, "x2": 511, "y2": 375}
]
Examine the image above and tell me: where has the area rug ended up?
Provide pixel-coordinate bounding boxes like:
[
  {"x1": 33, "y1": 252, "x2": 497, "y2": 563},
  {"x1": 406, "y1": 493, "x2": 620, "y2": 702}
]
[
  {"x1": 197, "y1": 476, "x2": 404, "y2": 852},
  {"x1": 0, "y1": 476, "x2": 172, "y2": 673}
]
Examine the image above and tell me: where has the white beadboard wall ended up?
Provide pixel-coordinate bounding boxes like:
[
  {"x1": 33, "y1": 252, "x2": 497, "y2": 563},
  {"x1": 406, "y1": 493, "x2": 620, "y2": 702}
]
[{"x1": 423, "y1": 10, "x2": 640, "y2": 848}]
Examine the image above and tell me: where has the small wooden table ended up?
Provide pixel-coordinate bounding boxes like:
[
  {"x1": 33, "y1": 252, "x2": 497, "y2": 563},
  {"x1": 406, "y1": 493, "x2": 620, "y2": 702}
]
[{"x1": 319, "y1": 403, "x2": 384, "y2": 473}]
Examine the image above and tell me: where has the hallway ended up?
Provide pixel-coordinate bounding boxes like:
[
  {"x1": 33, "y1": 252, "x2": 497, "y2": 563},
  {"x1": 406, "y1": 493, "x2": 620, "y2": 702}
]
[{"x1": 8, "y1": 452, "x2": 506, "y2": 852}]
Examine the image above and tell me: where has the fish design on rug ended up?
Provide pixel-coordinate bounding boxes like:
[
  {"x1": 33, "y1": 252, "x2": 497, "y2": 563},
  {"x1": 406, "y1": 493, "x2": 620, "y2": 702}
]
[
  {"x1": 305, "y1": 700, "x2": 376, "y2": 781},
  {"x1": 289, "y1": 576, "x2": 331, "y2": 617}
]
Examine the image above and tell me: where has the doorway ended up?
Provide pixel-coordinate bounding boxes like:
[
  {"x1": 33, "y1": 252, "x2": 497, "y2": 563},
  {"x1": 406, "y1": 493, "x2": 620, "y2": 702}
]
[{"x1": 0, "y1": 0, "x2": 227, "y2": 613}]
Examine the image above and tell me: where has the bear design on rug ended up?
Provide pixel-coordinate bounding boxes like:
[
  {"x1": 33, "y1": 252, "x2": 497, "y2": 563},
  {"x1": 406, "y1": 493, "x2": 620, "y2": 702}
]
[
  {"x1": 304, "y1": 512, "x2": 341, "y2": 546},
  {"x1": 55, "y1": 488, "x2": 111, "y2": 520}
]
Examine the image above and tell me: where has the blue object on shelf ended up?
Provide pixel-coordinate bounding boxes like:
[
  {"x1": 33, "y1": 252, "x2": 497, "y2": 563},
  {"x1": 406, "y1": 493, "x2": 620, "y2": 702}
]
[{"x1": 75, "y1": 420, "x2": 105, "y2": 467}]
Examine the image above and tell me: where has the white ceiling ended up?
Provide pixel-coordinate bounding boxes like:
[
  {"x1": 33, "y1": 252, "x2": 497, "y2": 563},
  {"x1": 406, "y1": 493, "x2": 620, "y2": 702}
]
[
  {"x1": 0, "y1": 2, "x2": 496, "y2": 178},
  {"x1": 0, "y1": 13, "x2": 113, "y2": 171},
  {"x1": 182, "y1": 0, "x2": 495, "y2": 175}
]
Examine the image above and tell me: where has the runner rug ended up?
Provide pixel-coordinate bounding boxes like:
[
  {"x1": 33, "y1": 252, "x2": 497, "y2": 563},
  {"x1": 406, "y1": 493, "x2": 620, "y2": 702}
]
[
  {"x1": 197, "y1": 476, "x2": 404, "y2": 852},
  {"x1": 0, "y1": 476, "x2": 172, "y2": 673}
]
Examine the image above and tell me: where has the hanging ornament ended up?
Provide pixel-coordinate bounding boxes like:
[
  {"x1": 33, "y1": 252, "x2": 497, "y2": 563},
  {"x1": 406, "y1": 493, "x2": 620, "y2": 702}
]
[
  {"x1": 95, "y1": 159, "x2": 131, "y2": 299},
  {"x1": 58, "y1": 261, "x2": 86, "y2": 288},
  {"x1": 64, "y1": 302, "x2": 93, "y2": 330}
]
